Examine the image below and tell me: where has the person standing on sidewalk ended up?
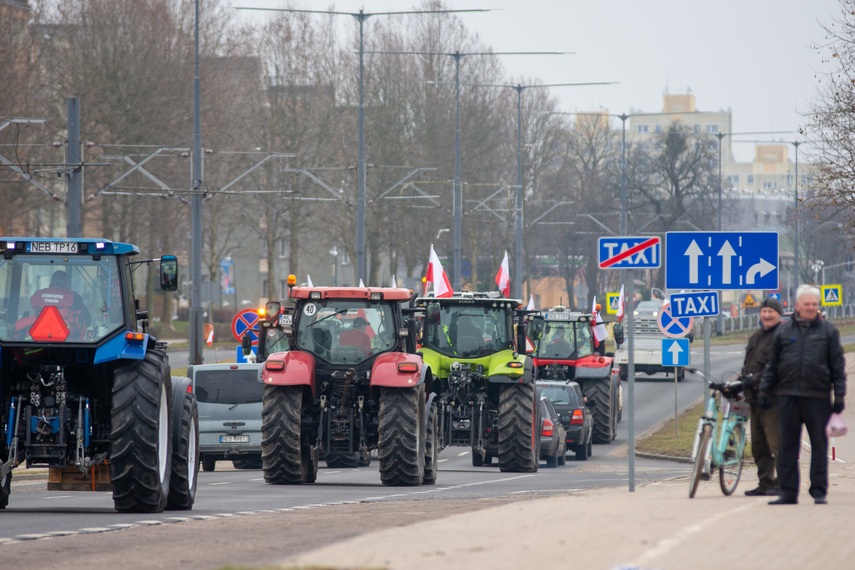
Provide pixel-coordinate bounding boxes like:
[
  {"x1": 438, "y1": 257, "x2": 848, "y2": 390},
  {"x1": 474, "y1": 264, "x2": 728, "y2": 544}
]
[
  {"x1": 741, "y1": 296, "x2": 784, "y2": 496},
  {"x1": 759, "y1": 285, "x2": 847, "y2": 505}
]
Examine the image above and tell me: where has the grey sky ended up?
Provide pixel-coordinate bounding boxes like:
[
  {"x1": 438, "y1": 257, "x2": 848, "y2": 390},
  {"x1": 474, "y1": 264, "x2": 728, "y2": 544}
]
[{"x1": 233, "y1": 0, "x2": 839, "y2": 161}]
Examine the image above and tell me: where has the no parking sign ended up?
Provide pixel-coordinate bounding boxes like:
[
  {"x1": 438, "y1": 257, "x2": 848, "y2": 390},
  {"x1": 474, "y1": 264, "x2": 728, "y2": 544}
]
[
  {"x1": 657, "y1": 303, "x2": 694, "y2": 339},
  {"x1": 231, "y1": 308, "x2": 260, "y2": 345}
]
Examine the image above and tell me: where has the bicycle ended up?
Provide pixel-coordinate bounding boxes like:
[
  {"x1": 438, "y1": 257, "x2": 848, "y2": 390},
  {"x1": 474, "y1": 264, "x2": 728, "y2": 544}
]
[{"x1": 688, "y1": 371, "x2": 751, "y2": 498}]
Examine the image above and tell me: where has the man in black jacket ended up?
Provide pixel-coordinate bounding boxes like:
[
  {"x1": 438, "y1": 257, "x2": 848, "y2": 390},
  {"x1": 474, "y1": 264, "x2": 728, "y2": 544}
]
[
  {"x1": 742, "y1": 297, "x2": 783, "y2": 496},
  {"x1": 760, "y1": 285, "x2": 846, "y2": 505}
]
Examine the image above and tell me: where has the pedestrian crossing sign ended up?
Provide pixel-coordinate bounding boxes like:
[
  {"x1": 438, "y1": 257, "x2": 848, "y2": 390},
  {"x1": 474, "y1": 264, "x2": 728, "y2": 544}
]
[
  {"x1": 821, "y1": 284, "x2": 843, "y2": 306},
  {"x1": 606, "y1": 292, "x2": 620, "y2": 314}
]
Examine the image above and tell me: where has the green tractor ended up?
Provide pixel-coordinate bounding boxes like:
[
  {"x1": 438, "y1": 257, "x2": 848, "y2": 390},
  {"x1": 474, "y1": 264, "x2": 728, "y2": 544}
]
[{"x1": 412, "y1": 293, "x2": 538, "y2": 472}]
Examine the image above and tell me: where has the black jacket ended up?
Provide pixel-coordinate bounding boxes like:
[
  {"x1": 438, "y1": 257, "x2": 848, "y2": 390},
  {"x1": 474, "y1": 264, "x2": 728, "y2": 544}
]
[
  {"x1": 741, "y1": 321, "x2": 780, "y2": 404},
  {"x1": 760, "y1": 315, "x2": 846, "y2": 400}
]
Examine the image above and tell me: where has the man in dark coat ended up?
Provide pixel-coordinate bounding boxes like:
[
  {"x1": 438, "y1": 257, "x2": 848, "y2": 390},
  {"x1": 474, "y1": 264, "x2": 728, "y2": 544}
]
[
  {"x1": 742, "y1": 296, "x2": 784, "y2": 496},
  {"x1": 760, "y1": 285, "x2": 846, "y2": 505}
]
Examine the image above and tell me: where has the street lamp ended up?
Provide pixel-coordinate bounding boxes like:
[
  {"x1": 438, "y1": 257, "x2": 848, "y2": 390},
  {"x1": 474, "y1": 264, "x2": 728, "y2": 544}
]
[
  {"x1": 236, "y1": 6, "x2": 488, "y2": 286},
  {"x1": 380, "y1": 49, "x2": 570, "y2": 289},
  {"x1": 463, "y1": 81, "x2": 615, "y2": 298}
]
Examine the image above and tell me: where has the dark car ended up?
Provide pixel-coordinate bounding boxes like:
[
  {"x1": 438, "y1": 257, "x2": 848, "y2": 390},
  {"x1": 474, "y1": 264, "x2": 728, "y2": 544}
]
[
  {"x1": 539, "y1": 396, "x2": 566, "y2": 467},
  {"x1": 538, "y1": 380, "x2": 594, "y2": 461}
]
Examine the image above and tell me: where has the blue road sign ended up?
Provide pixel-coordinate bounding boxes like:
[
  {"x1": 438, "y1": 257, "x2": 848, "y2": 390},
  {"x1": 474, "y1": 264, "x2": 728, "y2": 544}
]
[
  {"x1": 665, "y1": 232, "x2": 778, "y2": 290},
  {"x1": 669, "y1": 291, "x2": 719, "y2": 318},
  {"x1": 662, "y1": 338, "x2": 690, "y2": 367},
  {"x1": 658, "y1": 303, "x2": 694, "y2": 338},
  {"x1": 236, "y1": 345, "x2": 258, "y2": 363},
  {"x1": 598, "y1": 236, "x2": 661, "y2": 269}
]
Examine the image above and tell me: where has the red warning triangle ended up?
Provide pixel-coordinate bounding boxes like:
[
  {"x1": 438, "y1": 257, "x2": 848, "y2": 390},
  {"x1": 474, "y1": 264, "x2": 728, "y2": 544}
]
[{"x1": 29, "y1": 306, "x2": 70, "y2": 342}]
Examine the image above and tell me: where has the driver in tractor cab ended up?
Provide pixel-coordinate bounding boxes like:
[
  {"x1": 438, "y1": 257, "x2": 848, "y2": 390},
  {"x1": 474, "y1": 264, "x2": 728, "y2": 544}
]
[
  {"x1": 28, "y1": 270, "x2": 92, "y2": 340},
  {"x1": 548, "y1": 325, "x2": 573, "y2": 356},
  {"x1": 443, "y1": 314, "x2": 485, "y2": 355},
  {"x1": 339, "y1": 316, "x2": 372, "y2": 355}
]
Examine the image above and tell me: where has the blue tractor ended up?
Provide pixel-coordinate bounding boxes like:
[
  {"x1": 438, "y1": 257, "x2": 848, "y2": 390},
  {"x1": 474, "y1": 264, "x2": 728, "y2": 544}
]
[{"x1": 0, "y1": 238, "x2": 198, "y2": 512}]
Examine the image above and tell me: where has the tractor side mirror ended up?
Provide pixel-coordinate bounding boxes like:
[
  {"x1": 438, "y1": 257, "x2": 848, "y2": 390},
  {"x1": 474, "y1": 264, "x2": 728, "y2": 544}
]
[
  {"x1": 612, "y1": 323, "x2": 624, "y2": 346},
  {"x1": 426, "y1": 303, "x2": 441, "y2": 324},
  {"x1": 241, "y1": 332, "x2": 253, "y2": 356},
  {"x1": 159, "y1": 255, "x2": 178, "y2": 291}
]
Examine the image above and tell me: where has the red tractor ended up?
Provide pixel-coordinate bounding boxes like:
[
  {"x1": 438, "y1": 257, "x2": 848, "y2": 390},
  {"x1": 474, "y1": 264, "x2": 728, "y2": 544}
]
[
  {"x1": 258, "y1": 278, "x2": 433, "y2": 486},
  {"x1": 529, "y1": 307, "x2": 621, "y2": 444}
]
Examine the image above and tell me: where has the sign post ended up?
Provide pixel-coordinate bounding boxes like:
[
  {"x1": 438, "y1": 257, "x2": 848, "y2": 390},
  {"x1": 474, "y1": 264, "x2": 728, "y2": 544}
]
[
  {"x1": 599, "y1": 235, "x2": 661, "y2": 493},
  {"x1": 662, "y1": 338, "x2": 690, "y2": 437}
]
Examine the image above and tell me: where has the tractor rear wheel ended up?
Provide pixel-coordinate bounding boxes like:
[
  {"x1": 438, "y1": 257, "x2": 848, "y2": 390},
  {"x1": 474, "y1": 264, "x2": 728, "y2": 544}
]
[
  {"x1": 498, "y1": 383, "x2": 537, "y2": 473},
  {"x1": 585, "y1": 377, "x2": 614, "y2": 444},
  {"x1": 378, "y1": 385, "x2": 425, "y2": 486},
  {"x1": 0, "y1": 471, "x2": 10, "y2": 509},
  {"x1": 262, "y1": 385, "x2": 312, "y2": 484},
  {"x1": 423, "y1": 401, "x2": 438, "y2": 484},
  {"x1": 111, "y1": 349, "x2": 173, "y2": 513},
  {"x1": 167, "y1": 393, "x2": 198, "y2": 510}
]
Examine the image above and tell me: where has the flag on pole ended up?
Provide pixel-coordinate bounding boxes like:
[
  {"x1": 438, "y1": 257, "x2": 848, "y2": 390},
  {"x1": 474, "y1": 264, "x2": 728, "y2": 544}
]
[
  {"x1": 527, "y1": 294, "x2": 535, "y2": 311},
  {"x1": 426, "y1": 244, "x2": 453, "y2": 298},
  {"x1": 390, "y1": 274, "x2": 397, "y2": 288},
  {"x1": 495, "y1": 250, "x2": 510, "y2": 297},
  {"x1": 591, "y1": 296, "x2": 608, "y2": 347},
  {"x1": 307, "y1": 274, "x2": 314, "y2": 287},
  {"x1": 616, "y1": 284, "x2": 626, "y2": 322}
]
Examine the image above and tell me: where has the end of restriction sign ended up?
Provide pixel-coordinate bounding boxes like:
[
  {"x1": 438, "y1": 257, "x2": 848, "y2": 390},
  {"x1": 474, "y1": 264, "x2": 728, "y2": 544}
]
[{"x1": 598, "y1": 236, "x2": 661, "y2": 269}]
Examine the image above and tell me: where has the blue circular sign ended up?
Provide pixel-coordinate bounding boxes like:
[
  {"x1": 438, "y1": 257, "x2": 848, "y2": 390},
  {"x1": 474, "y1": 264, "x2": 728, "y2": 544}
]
[{"x1": 657, "y1": 303, "x2": 694, "y2": 338}]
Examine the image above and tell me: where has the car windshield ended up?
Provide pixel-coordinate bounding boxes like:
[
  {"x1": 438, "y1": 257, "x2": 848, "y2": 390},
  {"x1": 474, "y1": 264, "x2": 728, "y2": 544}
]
[
  {"x1": 0, "y1": 254, "x2": 125, "y2": 343},
  {"x1": 635, "y1": 301, "x2": 660, "y2": 313},
  {"x1": 540, "y1": 386, "x2": 579, "y2": 406},
  {"x1": 194, "y1": 369, "x2": 263, "y2": 405},
  {"x1": 535, "y1": 321, "x2": 593, "y2": 360},
  {"x1": 294, "y1": 300, "x2": 396, "y2": 365},
  {"x1": 421, "y1": 303, "x2": 511, "y2": 358}
]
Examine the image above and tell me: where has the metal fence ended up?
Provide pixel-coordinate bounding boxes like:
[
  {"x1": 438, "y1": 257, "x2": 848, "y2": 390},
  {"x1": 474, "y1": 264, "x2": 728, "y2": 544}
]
[{"x1": 692, "y1": 303, "x2": 855, "y2": 337}]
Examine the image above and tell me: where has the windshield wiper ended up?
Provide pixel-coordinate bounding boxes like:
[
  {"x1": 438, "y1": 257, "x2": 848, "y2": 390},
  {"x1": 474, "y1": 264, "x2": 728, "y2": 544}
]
[
  {"x1": 228, "y1": 398, "x2": 262, "y2": 410},
  {"x1": 307, "y1": 309, "x2": 347, "y2": 328}
]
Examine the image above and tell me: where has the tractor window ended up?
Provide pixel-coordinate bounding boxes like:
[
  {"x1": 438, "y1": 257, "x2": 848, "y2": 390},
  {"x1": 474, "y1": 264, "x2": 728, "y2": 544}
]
[
  {"x1": 294, "y1": 300, "x2": 396, "y2": 365},
  {"x1": 0, "y1": 255, "x2": 125, "y2": 343},
  {"x1": 536, "y1": 321, "x2": 593, "y2": 360},
  {"x1": 421, "y1": 304, "x2": 510, "y2": 358}
]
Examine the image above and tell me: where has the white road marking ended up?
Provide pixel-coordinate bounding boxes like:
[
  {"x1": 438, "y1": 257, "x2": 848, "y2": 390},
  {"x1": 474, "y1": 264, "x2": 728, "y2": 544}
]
[
  {"x1": 457, "y1": 451, "x2": 469, "y2": 457},
  {"x1": 42, "y1": 495, "x2": 73, "y2": 500},
  {"x1": 207, "y1": 481, "x2": 232, "y2": 486}
]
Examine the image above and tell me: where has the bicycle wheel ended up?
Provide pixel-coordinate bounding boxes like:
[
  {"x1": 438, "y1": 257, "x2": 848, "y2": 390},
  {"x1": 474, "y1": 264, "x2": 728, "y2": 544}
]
[
  {"x1": 689, "y1": 423, "x2": 713, "y2": 498},
  {"x1": 719, "y1": 422, "x2": 746, "y2": 496}
]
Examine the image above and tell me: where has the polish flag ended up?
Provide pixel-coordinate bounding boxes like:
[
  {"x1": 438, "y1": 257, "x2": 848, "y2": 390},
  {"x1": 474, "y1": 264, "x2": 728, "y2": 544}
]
[
  {"x1": 526, "y1": 294, "x2": 535, "y2": 311},
  {"x1": 307, "y1": 274, "x2": 314, "y2": 287},
  {"x1": 495, "y1": 250, "x2": 510, "y2": 297},
  {"x1": 206, "y1": 327, "x2": 214, "y2": 346},
  {"x1": 426, "y1": 245, "x2": 453, "y2": 298},
  {"x1": 390, "y1": 274, "x2": 397, "y2": 288},
  {"x1": 591, "y1": 296, "x2": 608, "y2": 347},
  {"x1": 616, "y1": 284, "x2": 626, "y2": 322}
]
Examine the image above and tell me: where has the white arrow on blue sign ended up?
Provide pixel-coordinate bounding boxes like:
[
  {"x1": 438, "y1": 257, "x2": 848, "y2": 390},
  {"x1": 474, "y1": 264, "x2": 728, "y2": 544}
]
[
  {"x1": 665, "y1": 232, "x2": 778, "y2": 290},
  {"x1": 669, "y1": 291, "x2": 719, "y2": 318},
  {"x1": 598, "y1": 236, "x2": 661, "y2": 269},
  {"x1": 662, "y1": 338, "x2": 690, "y2": 367}
]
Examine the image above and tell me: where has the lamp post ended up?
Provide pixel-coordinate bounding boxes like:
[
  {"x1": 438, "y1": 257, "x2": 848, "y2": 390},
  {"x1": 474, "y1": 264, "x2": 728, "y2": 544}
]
[
  {"x1": 236, "y1": 6, "x2": 488, "y2": 286},
  {"x1": 190, "y1": 0, "x2": 204, "y2": 364},
  {"x1": 463, "y1": 81, "x2": 615, "y2": 298}
]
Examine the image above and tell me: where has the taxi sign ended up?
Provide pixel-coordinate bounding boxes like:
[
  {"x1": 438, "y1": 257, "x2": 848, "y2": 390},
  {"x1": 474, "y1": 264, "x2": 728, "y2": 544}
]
[
  {"x1": 822, "y1": 285, "x2": 843, "y2": 306},
  {"x1": 598, "y1": 236, "x2": 661, "y2": 269}
]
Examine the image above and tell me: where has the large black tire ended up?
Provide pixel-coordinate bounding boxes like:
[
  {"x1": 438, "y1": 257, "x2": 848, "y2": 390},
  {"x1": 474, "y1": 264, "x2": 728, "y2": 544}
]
[
  {"x1": 233, "y1": 456, "x2": 263, "y2": 469},
  {"x1": 575, "y1": 440, "x2": 589, "y2": 461},
  {"x1": 378, "y1": 385, "x2": 425, "y2": 486},
  {"x1": 167, "y1": 393, "x2": 198, "y2": 510},
  {"x1": 584, "y1": 377, "x2": 614, "y2": 444},
  {"x1": 498, "y1": 383, "x2": 537, "y2": 473},
  {"x1": 201, "y1": 456, "x2": 217, "y2": 472},
  {"x1": 424, "y1": 402, "x2": 438, "y2": 484},
  {"x1": 0, "y1": 471, "x2": 10, "y2": 509},
  {"x1": 471, "y1": 445, "x2": 486, "y2": 467},
  {"x1": 262, "y1": 385, "x2": 312, "y2": 484},
  {"x1": 111, "y1": 350, "x2": 173, "y2": 513}
]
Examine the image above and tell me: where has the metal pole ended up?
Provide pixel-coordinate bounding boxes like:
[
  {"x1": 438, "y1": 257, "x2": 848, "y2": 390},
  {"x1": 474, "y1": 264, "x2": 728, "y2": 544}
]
[
  {"x1": 190, "y1": 0, "x2": 204, "y2": 365},
  {"x1": 66, "y1": 98, "x2": 82, "y2": 238},
  {"x1": 716, "y1": 132, "x2": 724, "y2": 336},
  {"x1": 620, "y1": 114, "x2": 627, "y2": 236},
  {"x1": 793, "y1": 141, "x2": 800, "y2": 295},
  {"x1": 627, "y1": 268, "x2": 635, "y2": 492},
  {"x1": 515, "y1": 86, "x2": 523, "y2": 299},
  {"x1": 453, "y1": 53, "x2": 462, "y2": 290},
  {"x1": 356, "y1": 12, "x2": 367, "y2": 286}
]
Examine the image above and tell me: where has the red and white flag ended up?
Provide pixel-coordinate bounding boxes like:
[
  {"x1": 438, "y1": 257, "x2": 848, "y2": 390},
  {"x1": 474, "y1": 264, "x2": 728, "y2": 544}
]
[
  {"x1": 526, "y1": 294, "x2": 535, "y2": 311},
  {"x1": 616, "y1": 284, "x2": 626, "y2": 322},
  {"x1": 591, "y1": 296, "x2": 608, "y2": 347},
  {"x1": 426, "y1": 245, "x2": 453, "y2": 298},
  {"x1": 495, "y1": 250, "x2": 510, "y2": 297},
  {"x1": 206, "y1": 327, "x2": 214, "y2": 346}
]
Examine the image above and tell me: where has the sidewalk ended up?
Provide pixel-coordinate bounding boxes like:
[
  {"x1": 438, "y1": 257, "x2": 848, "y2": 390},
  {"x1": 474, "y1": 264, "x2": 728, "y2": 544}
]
[{"x1": 287, "y1": 395, "x2": 855, "y2": 569}]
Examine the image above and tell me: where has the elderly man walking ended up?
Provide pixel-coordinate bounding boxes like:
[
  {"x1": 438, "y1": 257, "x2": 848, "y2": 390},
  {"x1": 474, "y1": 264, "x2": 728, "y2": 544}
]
[{"x1": 760, "y1": 285, "x2": 847, "y2": 505}]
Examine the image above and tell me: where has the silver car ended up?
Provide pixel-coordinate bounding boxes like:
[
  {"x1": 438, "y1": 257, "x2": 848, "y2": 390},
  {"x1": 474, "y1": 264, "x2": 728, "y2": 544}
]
[{"x1": 188, "y1": 363, "x2": 264, "y2": 471}]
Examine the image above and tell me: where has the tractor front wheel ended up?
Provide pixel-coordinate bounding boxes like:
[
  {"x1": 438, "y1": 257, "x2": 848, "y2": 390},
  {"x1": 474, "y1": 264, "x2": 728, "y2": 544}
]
[
  {"x1": 498, "y1": 383, "x2": 537, "y2": 473},
  {"x1": 378, "y1": 385, "x2": 425, "y2": 486},
  {"x1": 167, "y1": 392, "x2": 199, "y2": 510},
  {"x1": 262, "y1": 385, "x2": 312, "y2": 484}
]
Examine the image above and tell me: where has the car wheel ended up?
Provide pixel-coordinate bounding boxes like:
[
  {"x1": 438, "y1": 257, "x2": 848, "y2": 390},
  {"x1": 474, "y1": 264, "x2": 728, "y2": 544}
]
[
  {"x1": 575, "y1": 440, "x2": 589, "y2": 461},
  {"x1": 202, "y1": 455, "x2": 217, "y2": 472}
]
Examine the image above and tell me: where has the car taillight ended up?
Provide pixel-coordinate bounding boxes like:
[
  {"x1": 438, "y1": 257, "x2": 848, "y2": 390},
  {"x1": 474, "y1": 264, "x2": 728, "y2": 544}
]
[
  {"x1": 570, "y1": 409, "x2": 584, "y2": 425},
  {"x1": 542, "y1": 418, "x2": 554, "y2": 436}
]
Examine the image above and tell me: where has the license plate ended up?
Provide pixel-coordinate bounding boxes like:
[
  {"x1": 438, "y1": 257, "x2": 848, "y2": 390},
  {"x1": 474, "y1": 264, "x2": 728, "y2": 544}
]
[
  {"x1": 220, "y1": 435, "x2": 250, "y2": 443},
  {"x1": 27, "y1": 241, "x2": 78, "y2": 254}
]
